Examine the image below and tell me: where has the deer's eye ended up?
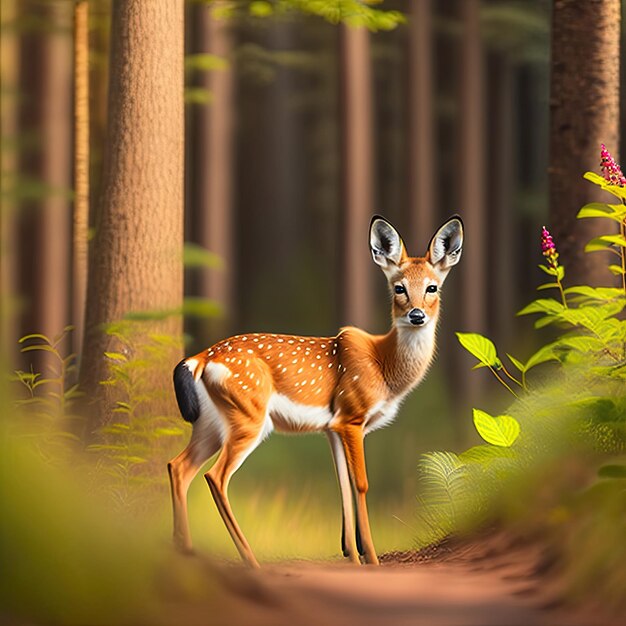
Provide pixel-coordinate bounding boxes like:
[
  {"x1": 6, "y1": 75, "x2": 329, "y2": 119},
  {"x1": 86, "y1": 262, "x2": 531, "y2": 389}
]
[
  {"x1": 426, "y1": 284, "x2": 438, "y2": 294},
  {"x1": 394, "y1": 285, "x2": 406, "y2": 295}
]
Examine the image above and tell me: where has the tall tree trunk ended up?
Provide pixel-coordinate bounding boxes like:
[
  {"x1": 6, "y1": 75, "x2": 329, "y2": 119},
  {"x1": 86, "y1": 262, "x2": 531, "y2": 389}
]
[
  {"x1": 340, "y1": 25, "x2": 373, "y2": 329},
  {"x1": 549, "y1": 0, "x2": 620, "y2": 285},
  {"x1": 17, "y1": 0, "x2": 72, "y2": 375},
  {"x1": 488, "y1": 55, "x2": 516, "y2": 344},
  {"x1": 189, "y1": 5, "x2": 235, "y2": 345},
  {"x1": 80, "y1": 0, "x2": 184, "y2": 431},
  {"x1": 73, "y1": 0, "x2": 90, "y2": 359},
  {"x1": 408, "y1": 0, "x2": 435, "y2": 246},
  {"x1": 0, "y1": 0, "x2": 19, "y2": 365},
  {"x1": 456, "y1": 0, "x2": 487, "y2": 408}
]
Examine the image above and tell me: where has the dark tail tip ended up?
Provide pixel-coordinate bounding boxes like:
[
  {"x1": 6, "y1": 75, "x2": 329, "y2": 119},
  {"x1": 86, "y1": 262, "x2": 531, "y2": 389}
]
[{"x1": 173, "y1": 360, "x2": 200, "y2": 423}]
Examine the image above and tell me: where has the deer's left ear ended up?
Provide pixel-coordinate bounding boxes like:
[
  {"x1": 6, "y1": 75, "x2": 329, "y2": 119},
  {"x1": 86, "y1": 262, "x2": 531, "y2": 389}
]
[{"x1": 427, "y1": 216, "x2": 464, "y2": 277}]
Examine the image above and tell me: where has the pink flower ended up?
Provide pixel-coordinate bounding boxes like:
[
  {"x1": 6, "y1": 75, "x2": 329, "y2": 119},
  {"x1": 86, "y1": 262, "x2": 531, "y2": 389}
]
[
  {"x1": 541, "y1": 226, "x2": 559, "y2": 270},
  {"x1": 600, "y1": 144, "x2": 626, "y2": 187}
]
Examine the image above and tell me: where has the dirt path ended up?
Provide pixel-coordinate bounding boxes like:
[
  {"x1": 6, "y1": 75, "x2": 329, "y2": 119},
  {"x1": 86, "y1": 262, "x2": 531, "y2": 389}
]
[{"x1": 166, "y1": 535, "x2": 612, "y2": 626}]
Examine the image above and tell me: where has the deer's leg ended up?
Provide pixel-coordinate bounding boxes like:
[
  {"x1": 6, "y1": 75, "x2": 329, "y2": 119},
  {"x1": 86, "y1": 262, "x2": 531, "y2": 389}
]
[
  {"x1": 336, "y1": 423, "x2": 379, "y2": 565},
  {"x1": 168, "y1": 422, "x2": 222, "y2": 554},
  {"x1": 326, "y1": 431, "x2": 360, "y2": 564},
  {"x1": 205, "y1": 418, "x2": 267, "y2": 568}
]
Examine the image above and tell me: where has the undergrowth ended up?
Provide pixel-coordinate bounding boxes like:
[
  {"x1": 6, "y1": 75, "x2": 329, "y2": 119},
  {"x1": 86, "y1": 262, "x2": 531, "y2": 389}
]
[{"x1": 414, "y1": 146, "x2": 626, "y2": 614}]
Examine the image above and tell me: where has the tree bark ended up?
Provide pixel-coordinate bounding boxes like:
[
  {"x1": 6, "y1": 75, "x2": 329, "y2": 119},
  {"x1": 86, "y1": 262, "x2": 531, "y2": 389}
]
[
  {"x1": 80, "y1": 0, "x2": 184, "y2": 431},
  {"x1": 340, "y1": 25, "x2": 373, "y2": 330},
  {"x1": 17, "y1": 0, "x2": 72, "y2": 375},
  {"x1": 197, "y1": 7, "x2": 234, "y2": 340},
  {"x1": 408, "y1": 0, "x2": 436, "y2": 247},
  {"x1": 453, "y1": 0, "x2": 487, "y2": 410},
  {"x1": 73, "y1": 0, "x2": 90, "y2": 358},
  {"x1": 549, "y1": 0, "x2": 620, "y2": 286},
  {"x1": 1, "y1": 0, "x2": 19, "y2": 365}
]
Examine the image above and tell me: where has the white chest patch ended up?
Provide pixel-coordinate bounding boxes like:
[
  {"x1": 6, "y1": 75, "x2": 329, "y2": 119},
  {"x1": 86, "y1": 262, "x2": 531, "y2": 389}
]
[
  {"x1": 364, "y1": 397, "x2": 402, "y2": 435},
  {"x1": 267, "y1": 393, "x2": 333, "y2": 433}
]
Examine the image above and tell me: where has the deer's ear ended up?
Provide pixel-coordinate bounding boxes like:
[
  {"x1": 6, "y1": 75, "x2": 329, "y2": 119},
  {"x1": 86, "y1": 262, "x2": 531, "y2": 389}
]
[
  {"x1": 370, "y1": 216, "x2": 407, "y2": 271},
  {"x1": 427, "y1": 216, "x2": 464, "y2": 276}
]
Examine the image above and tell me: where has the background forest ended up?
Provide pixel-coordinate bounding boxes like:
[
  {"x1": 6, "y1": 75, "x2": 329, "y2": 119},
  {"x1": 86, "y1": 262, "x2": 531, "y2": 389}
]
[{"x1": 1, "y1": 1, "x2": 626, "y2": 625}]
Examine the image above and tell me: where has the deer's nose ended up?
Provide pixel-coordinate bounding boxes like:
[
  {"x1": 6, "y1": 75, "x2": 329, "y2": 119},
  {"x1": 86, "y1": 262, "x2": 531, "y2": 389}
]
[{"x1": 408, "y1": 308, "x2": 425, "y2": 325}]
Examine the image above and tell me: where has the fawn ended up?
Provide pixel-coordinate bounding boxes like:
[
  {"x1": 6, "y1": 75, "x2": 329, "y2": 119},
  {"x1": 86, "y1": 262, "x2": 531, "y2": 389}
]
[{"x1": 168, "y1": 215, "x2": 463, "y2": 567}]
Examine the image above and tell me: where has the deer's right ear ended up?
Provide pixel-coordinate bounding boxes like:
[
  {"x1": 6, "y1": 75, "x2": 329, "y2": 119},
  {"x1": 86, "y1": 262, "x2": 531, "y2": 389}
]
[{"x1": 370, "y1": 216, "x2": 407, "y2": 272}]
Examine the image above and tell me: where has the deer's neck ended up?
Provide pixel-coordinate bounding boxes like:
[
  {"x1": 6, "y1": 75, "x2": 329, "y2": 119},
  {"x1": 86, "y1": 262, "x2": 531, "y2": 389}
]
[{"x1": 375, "y1": 323, "x2": 437, "y2": 396}]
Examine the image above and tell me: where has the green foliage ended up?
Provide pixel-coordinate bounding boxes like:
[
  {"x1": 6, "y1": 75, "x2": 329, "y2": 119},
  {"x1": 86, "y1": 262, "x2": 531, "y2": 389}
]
[
  {"x1": 221, "y1": 0, "x2": 405, "y2": 31},
  {"x1": 89, "y1": 321, "x2": 187, "y2": 511},
  {"x1": 12, "y1": 327, "x2": 82, "y2": 462},
  {"x1": 415, "y1": 157, "x2": 626, "y2": 611},
  {"x1": 472, "y1": 409, "x2": 519, "y2": 447}
]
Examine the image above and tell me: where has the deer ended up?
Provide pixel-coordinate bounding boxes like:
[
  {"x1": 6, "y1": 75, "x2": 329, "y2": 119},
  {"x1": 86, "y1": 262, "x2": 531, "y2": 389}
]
[{"x1": 168, "y1": 215, "x2": 463, "y2": 567}]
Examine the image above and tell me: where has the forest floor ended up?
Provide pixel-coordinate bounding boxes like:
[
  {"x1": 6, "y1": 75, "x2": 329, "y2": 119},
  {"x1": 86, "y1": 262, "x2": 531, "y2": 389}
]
[{"x1": 160, "y1": 532, "x2": 618, "y2": 626}]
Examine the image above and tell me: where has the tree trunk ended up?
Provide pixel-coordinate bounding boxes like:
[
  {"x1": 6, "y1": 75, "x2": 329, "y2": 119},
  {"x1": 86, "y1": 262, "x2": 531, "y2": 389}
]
[
  {"x1": 549, "y1": 0, "x2": 620, "y2": 286},
  {"x1": 189, "y1": 5, "x2": 235, "y2": 345},
  {"x1": 17, "y1": 0, "x2": 72, "y2": 375},
  {"x1": 0, "y1": 0, "x2": 19, "y2": 365},
  {"x1": 454, "y1": 0, "x2": 487, "y2": 411},
  {"x1": 408, "y1": 0, "x2": 435, "y2": 246},
  {"x1": 80, "y1": 0, "x2": 184, "y2": 431},
  {"x1": 73, "y1": 0, "x2": 90, "y2": 358},
  {"x1": 340, "y1": 25, "x2": 373, "y2": 330}
]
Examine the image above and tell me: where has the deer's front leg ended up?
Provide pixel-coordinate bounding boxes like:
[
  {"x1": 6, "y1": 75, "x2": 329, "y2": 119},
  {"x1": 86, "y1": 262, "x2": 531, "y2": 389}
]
[{"x1": 334, "y1": 422, "x2": 379, "y2": 565}]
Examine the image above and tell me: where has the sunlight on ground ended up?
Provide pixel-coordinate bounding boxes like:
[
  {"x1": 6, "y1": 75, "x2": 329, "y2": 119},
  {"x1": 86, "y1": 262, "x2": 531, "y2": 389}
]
[{"x1": 184, "y1": 478, "x2": 418, "y2": 562}]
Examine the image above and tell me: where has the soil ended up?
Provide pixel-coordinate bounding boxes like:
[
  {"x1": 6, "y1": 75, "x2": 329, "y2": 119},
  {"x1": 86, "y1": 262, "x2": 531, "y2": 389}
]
[{"x1": 163, "y1": 532, "x2": 618, "y2": 626}]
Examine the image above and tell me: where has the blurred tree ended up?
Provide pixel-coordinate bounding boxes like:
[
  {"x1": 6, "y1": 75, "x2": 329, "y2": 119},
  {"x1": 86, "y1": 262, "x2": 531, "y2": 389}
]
[
  {"x1": 549, "y1": 0, "x2": 620, "y2": 285},
  {"x1": 16, "y1": 0, "x2": 72, "y2": 374},
  {"x1": 73, "y1": 0, "x2": 89, "y2": 357},
  {"x1": 455, "y1": 0, "x2": 487, "y2": 408},
  {"x1": 408, "y1": 0, "x2": 435, "y2": 245},
  {"x1": 188, "y1": 3, "x2": 235, "y2": 342},
  {"x1": 0, "y1": 0, "x2": 19, "y2": 364},
  {"x1": 80, "y1": 0, "x2": 184, "y2": 431},
  {"x1": 340, "y1": 24, "x2": 373, "y2": 329}
]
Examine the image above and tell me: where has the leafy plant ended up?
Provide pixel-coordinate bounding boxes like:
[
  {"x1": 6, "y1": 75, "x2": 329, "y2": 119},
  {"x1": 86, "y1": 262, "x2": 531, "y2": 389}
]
[
  {"x1": 11, "y1": 327, "x2": 82, "y2": 462},
  {"x1": 88, "y1": 321, "x2": 187, "y2": 511},
  {"x1": 415, "y1": 145, "x2": 626, "y2": 560}
]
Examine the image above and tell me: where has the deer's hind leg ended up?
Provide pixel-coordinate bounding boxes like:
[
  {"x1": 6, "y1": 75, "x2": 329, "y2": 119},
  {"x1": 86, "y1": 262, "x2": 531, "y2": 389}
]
[
  {"x1": 327, "y1": 431, "x2": 360, "y2": 564},
  {"x1": 168, "y1": 388, "x2": 226, "y2": 554},
  {"x1": 205, "y1": 406, "x2": 272, "y2": 568}
]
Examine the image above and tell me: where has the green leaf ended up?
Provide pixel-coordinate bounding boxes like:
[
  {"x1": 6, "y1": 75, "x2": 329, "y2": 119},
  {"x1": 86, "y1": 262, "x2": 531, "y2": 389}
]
[
  {"x1": 536, "y1": 282, "x2": 560, "y2": 291},
  {"x1": 525, "y1": 342, "x2": 560, "y2": 371},
  {"x1": 598, "y1": 464, "x2": 626, "y2": 479},
  {"x1": 184, "y1": 53, "x2": 228, "y2": 72},
  {"x1": 154, "y1": 426, "x2": 184, "y2": 437},
  {"x1": 183, "y1": 242, "x2": 223, "y2": 269},
  {"x1": 608, "y1": 264, "x2": 626, "y2": 275},
  {"x1": 19, "y1": 333, "x2": 51, "y2": 344},
  {"x1": 506, "y1": 353, "x2": 526, "y2": 373},
  {"x1": 472, "y1": 409, "x2": 520, "y2": 447},
  {"x1": 104, "y1": 351, "x2": 127, "y2": 362},
  {"x1": 585, "y1": 235, "x2": 626, "y2": 253},
  {"x1": 583, "y1": 171, "x2": 606, "y2": 186},
  {"x1": 456, "y1": 333, "x2": 501, "y2": 368},
  {"x1": 577, "y1": 202, "x2": 626, "y2": 223},
  {"x1": 184, "y1": 87, "x2": 213, "y2": 105},
  {"x1": 182, "y1": 297, "x2": 223, "y2": 319},
  {"x1": 517, "y1": 299, "x2": 564, "y2": 317},
  {"x1": 558, "y1": 335, "x2": 606, "y2": 353},
  {"x1": 249, "y1": 1, "x2": 273, "y2": 17},
  {"x1": 556, "y1": 265, "x2": 565, "y2": 281},
  {"x1": 460, "y1": 445, "x2": 516, "y2": 464},
  {"x1": 538, "y1": 264, "x2": 557, "y2": 276}
]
